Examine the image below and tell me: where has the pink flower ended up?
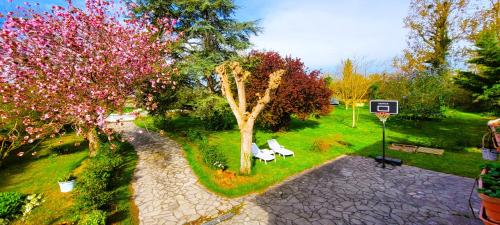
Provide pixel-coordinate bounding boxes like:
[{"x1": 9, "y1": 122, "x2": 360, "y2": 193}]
[{"x1": 1, "y1": 0, "x2": 175, "y2": 149}]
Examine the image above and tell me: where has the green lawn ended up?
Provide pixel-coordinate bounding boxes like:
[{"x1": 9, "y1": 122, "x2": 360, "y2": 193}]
[
  {"x1": 0, "y1": 134, "x2": 139, "y2": 224},
  {"x1": 0, "y1": 134, "x2": 87, "y2": 224},
  {"x1": 135, "y1": 106, "x2": 492, "y2": 197}
]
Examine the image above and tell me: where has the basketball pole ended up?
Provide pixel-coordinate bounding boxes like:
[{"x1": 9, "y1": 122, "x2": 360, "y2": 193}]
[{"x1": 382, "y1": 119, "x2": 386, "y2": 169}]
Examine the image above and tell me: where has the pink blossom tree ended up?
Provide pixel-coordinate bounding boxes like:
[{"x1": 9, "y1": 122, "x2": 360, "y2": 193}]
[{"x1": 0, "y1": 0, "x2": 175, "y2": 160}]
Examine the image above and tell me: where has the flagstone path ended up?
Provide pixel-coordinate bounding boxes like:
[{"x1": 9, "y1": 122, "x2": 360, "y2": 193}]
[
  {"x1": 110, "y1": 122, "x2": 482, "y2": 225},
  {"x1": 109, "y1": 122, "x2": 245, "y2": 224}
]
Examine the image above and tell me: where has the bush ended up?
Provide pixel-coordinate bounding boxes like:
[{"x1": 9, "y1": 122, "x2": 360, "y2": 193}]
[
  {"x1": 381, "y1": 73, "x2": 446, "y2": 120},
  {"x1": 74, "y1": 148, "x2": 123, "y2": 210},
  {"x1": 309, "y1": 139, "x2": 332, "y2": 152},
  {"x1": 199, "y1": 141, "x2": 228, "y2": 170},
  {"x1": 80, "y1": 210, "x2": 107, "y2": 225},
  {"x1": 192, "y1": 95, "x2": 235, "y2": 131},
  {"x1": 0, "y1": 192, "x2": 25, "y2": 219},
  {"x1": 186, "y1": 129, "x2": 205, "y2": 142}
]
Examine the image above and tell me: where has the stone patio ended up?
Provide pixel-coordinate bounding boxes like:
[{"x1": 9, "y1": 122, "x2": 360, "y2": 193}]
[
  {"x1": 111, "y1": 122, "x2": 481, "y2": 225},
  {"x1": 226, "y1": 156, "x2": 481, "y2": 225}
]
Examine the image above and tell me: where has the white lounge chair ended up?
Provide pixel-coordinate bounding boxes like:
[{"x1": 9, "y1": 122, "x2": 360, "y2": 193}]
[
  {"x1": 252, "y1": 143, "x2": 275, "y2": 164},
  {"x1": 267, "y1": 139, "x2": 294, "y2": 158}
]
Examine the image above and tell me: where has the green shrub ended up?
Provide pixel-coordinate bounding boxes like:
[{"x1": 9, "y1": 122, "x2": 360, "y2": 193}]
[
  {"x1": 74, "y1": 148, "x2": 123, "y2": 210},
  {"x1": 152, "y1": 116, "x2": 171, "y2": 131},
  {"x1": 199, "y1": 141, "x2": 227, "y2": 170},
  {"x1": 0, "y1": 218, "x2": 8, "y2": 225},
  {"x1": 192, "y1": 95, "x2": 235, "y2": 131},
  {"x1": 80, "y1": 210, "x2": 106, "y2": 225},
  {"x1": 186, "y1": 129, "x2": 205, "y2": 142},
  {"x1": 381, "y1": 73, "x2": 446, "y2": 121},
  {"x1": 0, "y1": 192, "x2": 25, "y2": 219}
]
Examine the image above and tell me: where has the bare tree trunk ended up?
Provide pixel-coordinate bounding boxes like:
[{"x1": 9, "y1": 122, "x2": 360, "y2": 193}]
[
  {"x1": 240, "y1": 126, "x2": 253, "y2": 175},
  {"x1": 87, "y1": 128, "x2": 100, "y2": 157},
  {"x1": 216, "y1": 62, "x2": 284, "y2": 175},
  {"x1": 352, "y1": 104, "x2": 356, "y2": 128}
]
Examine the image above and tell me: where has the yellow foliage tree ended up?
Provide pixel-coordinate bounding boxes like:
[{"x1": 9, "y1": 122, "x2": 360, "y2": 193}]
[{"x1": 330, "y1": 59, "x2": 372, "y2": 128}]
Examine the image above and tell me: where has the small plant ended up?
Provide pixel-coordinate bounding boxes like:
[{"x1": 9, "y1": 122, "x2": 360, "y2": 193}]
[
  {"x1": 199, "y1": 142, "x2": 228, "y2": 170},
  {"x1": 21, "y1": 194, "x2": 44, "y2": 219},
  {"x1": 479, "y1": 163, "x2": 500, "y2": 198},
  {"x1": 0, "y1": 192, "x2": 25, "y2": 220},
  {"x1": 310, "y1": 139, "x2": 332, "y2": 152},
  {"x1": 58, "y1": 174, "x2": 76, "y2": 183},
  {"x1": 80, "y1": 210, "x2": 107, "y2": 225}
]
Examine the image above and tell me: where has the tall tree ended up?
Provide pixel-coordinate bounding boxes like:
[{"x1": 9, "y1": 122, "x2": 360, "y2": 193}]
[
  {"x1": 245, "y1": 51, "x2": 332, "y2": 131},
  {"x1": 133, "y1": 0, "x2": 260, "y2": 93},
  {"x1": 215, "y1": 62, "x2": 284, "y2": 175},
  {"x1": 0, "y1": 0, "x2": 174, "y2": 160},
  {"x1": 456, "y1": 29, "x2": 500, "y2": 111},
  {"x1": 330, "y1": 59, "x2": 372, "y2": 128},
  {"x1": 396, "y1": 0, "x2": 469, "y2": 75},
  {"x1": 466, "y1": 0, "x2": 500, "y2": 40}
]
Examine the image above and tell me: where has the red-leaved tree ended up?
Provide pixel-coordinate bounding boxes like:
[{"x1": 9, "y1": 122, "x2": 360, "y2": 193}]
[
  {"x1": 0, "y1": 0, "x2": 175, "y2": 160},
  {"x1": 246, "y1": 51, "x2": 332, "y2": 131}
]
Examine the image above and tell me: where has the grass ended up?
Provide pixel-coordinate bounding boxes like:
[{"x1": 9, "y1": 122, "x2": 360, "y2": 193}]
[
  {"x1": 0, "y1": 134, "x2": 139, "y2": 224},
  {"x1": 0, "y1": 134, "x2": 87, "y2": 225},
  {"x1": 135, "y1": 106, "x2": 492, "y2": 197}
]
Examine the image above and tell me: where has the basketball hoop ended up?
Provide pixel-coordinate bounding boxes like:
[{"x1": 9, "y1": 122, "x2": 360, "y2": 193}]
[
  {"x1": 370, "y1": 100, "x2": 401, "y2": 168},
  {"x1": 375, "y1": 112, "x2": 390, "y2": 123}
]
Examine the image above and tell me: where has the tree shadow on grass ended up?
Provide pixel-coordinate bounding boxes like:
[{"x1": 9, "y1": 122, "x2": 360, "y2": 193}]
[
  {"x1": 0, "y1": 140, "x2": 88, "y2": 189},
  {"x1": 286, "y1": 119, "x2": 320, "y2": 131},
  {"x1": 353, "y1": 138, "x2": 484, "y2": 178},
  {"x1": 386, "y1": 115, "x2": 490, "y2": 151}
]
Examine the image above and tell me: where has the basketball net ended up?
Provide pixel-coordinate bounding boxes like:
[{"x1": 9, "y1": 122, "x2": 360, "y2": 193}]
[{"x1": 375, "y1": 112, "x2": 390, "y2": 123}]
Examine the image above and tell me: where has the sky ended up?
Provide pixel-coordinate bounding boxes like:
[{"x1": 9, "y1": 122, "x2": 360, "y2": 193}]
[{"x1": 1, "y1": 0, "x2": 411, "y2": 74}]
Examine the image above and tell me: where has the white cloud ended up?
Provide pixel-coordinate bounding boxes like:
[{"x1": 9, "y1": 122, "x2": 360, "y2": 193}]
[{"x1": 250, "y1": 0, "x2": 410, "y2": 73}]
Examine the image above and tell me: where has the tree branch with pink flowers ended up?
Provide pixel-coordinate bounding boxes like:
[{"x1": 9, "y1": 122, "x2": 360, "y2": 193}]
[{"x1": 0, "y1": 0, "x2": 176, "y2": 160}]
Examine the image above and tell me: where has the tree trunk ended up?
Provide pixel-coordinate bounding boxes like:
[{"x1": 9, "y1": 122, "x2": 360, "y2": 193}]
[
  {"x1": 87, "y1": 128, "x2": 100, "y2": 157},
  {"x1": 240, "y1": 125, "x2": 253, "y2": 175},
  {"x1": 352, "y1": 104, "x2": 356, "y2": 128}
]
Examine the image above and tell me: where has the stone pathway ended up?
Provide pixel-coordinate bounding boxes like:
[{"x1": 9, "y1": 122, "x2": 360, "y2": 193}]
[
  {"x1": 110, "y1": 122, "x2": 243, "y2": 224},
  {"x1": 110, "y1": 122, "x2": 481, "y2": 225},
  {"x1": 225, "y1": 156, "x2": 481, "y2": 225}
]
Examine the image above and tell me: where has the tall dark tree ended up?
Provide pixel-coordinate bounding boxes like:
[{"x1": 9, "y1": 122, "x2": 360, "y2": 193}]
[
  {"x1": 132, "y1": 0, "x2": 260, "y2": 93},
  {"x1": 456, "y1": 29, "x2": 500, "y2": 112}
]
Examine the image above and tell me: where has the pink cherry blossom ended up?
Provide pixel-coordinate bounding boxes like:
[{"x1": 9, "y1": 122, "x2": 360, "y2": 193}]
[{"x1": 0, "y1": 0, "x2": 176, "y2": 157}]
